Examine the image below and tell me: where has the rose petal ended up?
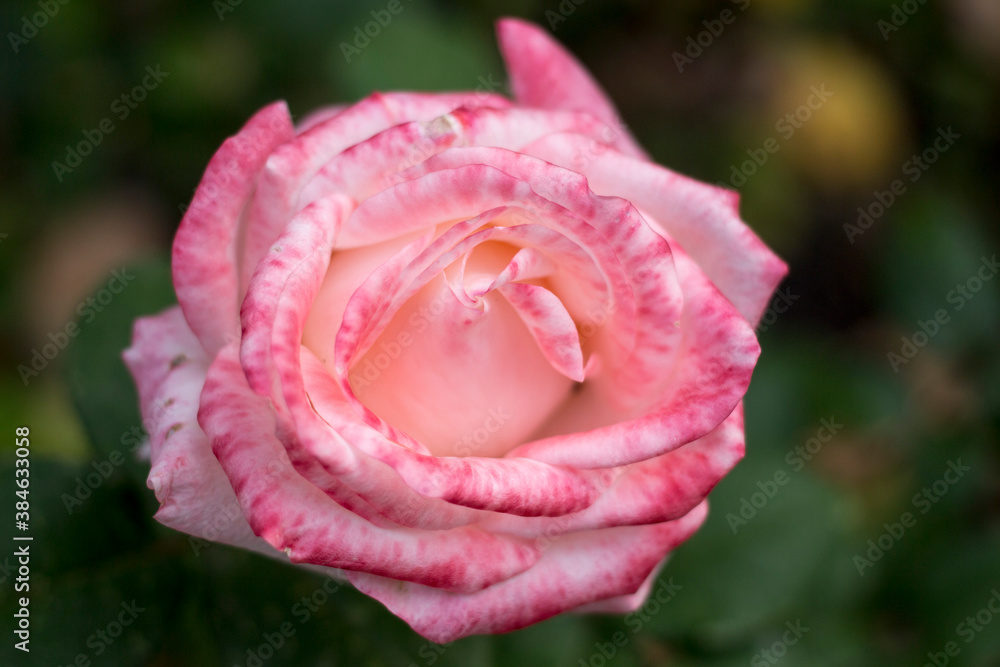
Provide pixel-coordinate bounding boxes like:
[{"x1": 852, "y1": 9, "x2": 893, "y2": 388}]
[
  {"x1": 240, "y1": 92, "x2": 513, "y2": 289},
  {"x1": 349, "y1": 501, "x2": 707, "y2": 642},
  {"x1": 496, "y1": 17, "x2": 647, "y2": 158},
  {"x1": 512, "y1": 246, "x2": 759, "y2": 468},
  {"x1": 172, "y1": 101, "x2": 295, "y2": 354},
  {"x1": 200, "y1": 344, "x2": 545, "y2": 593},
  {"x1": 498, "y1": 282, "x2": 585, "y2": 382},
  {"x1": 524, "y1": 132, "x2": 788, "y2": 324},
  {"x1": 122, "y1": 307, "x2": 262, "y2": 550}
]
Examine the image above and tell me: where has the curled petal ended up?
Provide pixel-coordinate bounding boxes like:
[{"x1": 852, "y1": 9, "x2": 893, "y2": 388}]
[
  {"x1": 172, "y1": 102, "x2": 295, "y2": 354},
  {"x1": 511, "y1": 247, "x2": 759, "y2": 468}
]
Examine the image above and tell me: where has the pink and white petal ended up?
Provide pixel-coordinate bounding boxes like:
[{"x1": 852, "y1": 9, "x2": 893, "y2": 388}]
[
  {"x1": 122, "y1": 307, "x2": 261, "y2": 549},
  {"x1": 252, "y1": 208, "x2": 501, "y2": 528},
  {"x1": 498, "y1": 282, "x2": 584, "y2": 382},
  {"x1": 237, "y1": 195, "x2": 429, "y2": 530},
  {"x1": 173, "y1": 101, "x2": 295, "y2": 354},
  {"x1": 199, "y1": 344, "x2": 543, "y2": 593},
  {"x1": 338, "y1": 157, "x2": 637, "y2": 365},
  {"x1": 496, "y1": 18, "x2": 647, "y2": 158},
  {"x1": 511, "y1": 248, "x2": 759, "y2": 469},
  {"x1": 524, "y1": 132, "x2": 788, "y2": 324},
  {"x1": 123, "y1": 305, "x2": 208, "y2": 423},
  {"x1": 303, "y1": 105, "x2": 619, "y2": 212},
  {"x1": 240, "y1": 194, "x2": 353, "y2": 424},
  {"x1": 299, "y1": 350, "x2": 488, "y2": 530},
  {"x1": 349, "y1": 502, "x2": 708, "y2": 642},
  {"x1": 391, "y1": 147, "x2": 685, "y2": 409},
  {"x1": 240, "y1": 92, "x2": 512, "y2": 289},
  {"x1": 564, "y1": 403, "x2": 744, "y2": 528},
  {"x1": 332, "y1": 225, "x2": 613, "y2": 516},
  {"x1": 298, "y1": 117, "x2": 462, "y2": 209},
  {"x1": 295, "y1": 104, "x2": 348, "y2": 134},
  {"x1": 571, "y1": 560, "x2": 666, "y2": 614},
  {"x1": 483, "y1": 404, "x2": 744, "y2": 538}
]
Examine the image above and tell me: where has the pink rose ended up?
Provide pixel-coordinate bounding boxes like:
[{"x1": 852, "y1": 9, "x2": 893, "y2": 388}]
[{"x1": 124, "y1": 18, "x2": 785, "y2": 642}]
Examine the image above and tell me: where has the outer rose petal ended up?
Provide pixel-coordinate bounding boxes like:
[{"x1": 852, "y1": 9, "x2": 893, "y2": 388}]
[
  {"x1": 496, "y1": 17, "x2": 648, "y2": 159},
  {"x1": 200, "y1": 344, "x2": 546, "y2": 593},
  {"x1": 172, "y1": 101, "x2": 295, "y2": 354},
  {"x1": 349, "y1": 502, "x2": 708, "y2": 642},
  {"x1": 481, "y1": 403, "x2": 745, "y2": 537},
  {"x1": 571, "y1": 560, "x2": 666, "y2": 614},
  {"x1": 240, "y1": 92, "x2": 513, "y2": 289},
  {"x1": 122, "y1": 307, "x2": 262, "y2": 550},
  {"x1": 523, "y1": 132, "x2": 789, "y2": 324}
]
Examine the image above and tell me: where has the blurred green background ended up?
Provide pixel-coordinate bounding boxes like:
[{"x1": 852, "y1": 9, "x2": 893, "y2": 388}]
[{"x1": 2, "y1": 0, "x2": 999, "y2": 665}]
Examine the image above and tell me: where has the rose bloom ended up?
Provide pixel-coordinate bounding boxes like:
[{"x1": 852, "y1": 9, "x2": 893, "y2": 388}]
[{"x1": 124, "y1": 19, "x2": 786, "y2": 642}]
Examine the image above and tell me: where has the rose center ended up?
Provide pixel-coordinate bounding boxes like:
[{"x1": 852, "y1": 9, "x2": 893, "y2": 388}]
[{"x1": 347, "y1": 242, "x2": 577, "y2": 457}]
